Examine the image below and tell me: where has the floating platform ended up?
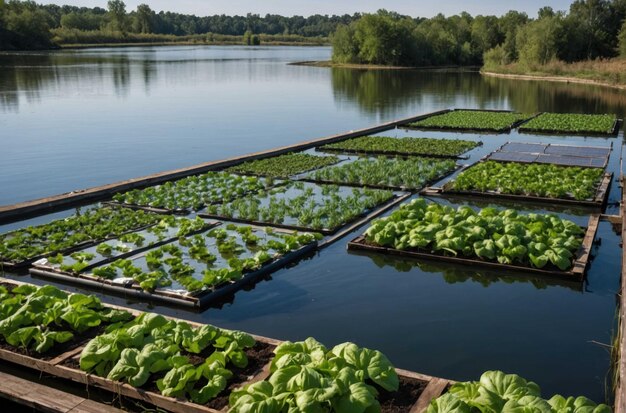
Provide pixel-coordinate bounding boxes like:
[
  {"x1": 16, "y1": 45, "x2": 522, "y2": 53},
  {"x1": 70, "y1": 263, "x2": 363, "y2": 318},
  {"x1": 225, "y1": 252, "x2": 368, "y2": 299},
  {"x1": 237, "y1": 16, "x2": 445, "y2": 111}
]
[{"x1": 347, "y1": 214, "x2": 600, "y2": 282}]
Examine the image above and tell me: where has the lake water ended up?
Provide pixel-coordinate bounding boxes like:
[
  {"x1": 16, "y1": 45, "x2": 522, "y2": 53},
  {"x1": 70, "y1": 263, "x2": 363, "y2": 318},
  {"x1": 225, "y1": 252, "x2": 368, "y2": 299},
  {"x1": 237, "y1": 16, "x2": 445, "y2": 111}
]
[{"x1": 1, "y1": 45, "x2": 625, "y2": 403}]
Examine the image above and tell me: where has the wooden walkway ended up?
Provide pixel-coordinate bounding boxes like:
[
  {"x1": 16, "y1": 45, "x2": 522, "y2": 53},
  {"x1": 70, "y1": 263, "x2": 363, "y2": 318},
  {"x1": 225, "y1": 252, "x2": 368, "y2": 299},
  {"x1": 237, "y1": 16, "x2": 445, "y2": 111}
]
[{"x1": 0, "y1": 369, "x2": 126, "y2": 413}]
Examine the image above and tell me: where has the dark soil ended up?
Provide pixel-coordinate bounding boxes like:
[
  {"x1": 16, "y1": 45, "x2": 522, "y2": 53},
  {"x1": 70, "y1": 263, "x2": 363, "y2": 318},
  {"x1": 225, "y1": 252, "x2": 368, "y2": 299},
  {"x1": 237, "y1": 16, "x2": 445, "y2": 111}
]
[
  {"x1": 206, "y1": 341, "x2": 275, "y2": 409},
  {"x1": 0, "y1": 323, "x2": 108, "y2": 361},
  {"x1": 378, "y1": 376, "x2": 428, "y2": 413}
]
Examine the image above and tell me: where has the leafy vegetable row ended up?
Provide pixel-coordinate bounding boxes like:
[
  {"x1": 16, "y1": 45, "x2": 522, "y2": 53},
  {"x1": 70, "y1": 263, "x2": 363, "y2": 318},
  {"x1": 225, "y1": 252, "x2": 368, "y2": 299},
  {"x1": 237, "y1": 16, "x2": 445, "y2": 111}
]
[
  {"x1": 205, "y1": 182, "x2": 394, "y2": 231},
  {"x1": 520, "y1": 113, "x2": 617, "y2": 134},
  {"x1": 319, "y1": 136, "x2": 479, "y2": 157},
  {"x1": 111, "y1": 172, "x2": 270, "y2": 212},
  {"x1": 310, "y1": 156, "x2": 456, "y2": 189},
  {"x1": 44, "y1": 216, "x2": 210, "y2": 274},
  {"x1": 0, "y1": 207, "x2": 164, "y2": 263},
  {"x1": 227, "y1": 153, "x2": 340, "y2": 178},
  {"x1": 230, "y1": 337, "x2": 399, "y2": 413},
  {"x1": 364, "y1": 199, "x2": 584, "y2": 270},
  {"x1": 427, "y1": 370, "x2": 611, "y2": 413},
  {"x1": 407, "y1": 110, "x2": 531, "y2": 131},
  {"x1": 81, "y1": 224, "x2": 320, "y2": 293},
  {"x1": 448, "y1": 161, "x2": 604, "y2": 201},
  {"x1": 80, "y1": 312, "x2": 256, "y2": 404},
  {"x1": 0, "y1": 284, "x2": 132, "y2": 353}
]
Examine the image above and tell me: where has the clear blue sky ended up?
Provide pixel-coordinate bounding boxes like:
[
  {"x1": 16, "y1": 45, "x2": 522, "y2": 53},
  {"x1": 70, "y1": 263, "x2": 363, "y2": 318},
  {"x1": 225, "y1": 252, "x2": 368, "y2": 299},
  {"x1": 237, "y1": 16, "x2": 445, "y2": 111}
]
[{"x1": 42, "y1": 0, "x2": 575, "y2": 18}]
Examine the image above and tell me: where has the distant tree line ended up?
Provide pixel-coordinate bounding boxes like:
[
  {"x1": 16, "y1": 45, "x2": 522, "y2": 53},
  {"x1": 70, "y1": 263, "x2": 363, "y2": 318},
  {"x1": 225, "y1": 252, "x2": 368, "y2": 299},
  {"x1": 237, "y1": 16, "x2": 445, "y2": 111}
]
[
  {"x1": 332, "y1": 1, "x2": 626, "y2": 67},
  {"x1": 0, "y1": 0, "x2": 358, "y2": 49}
]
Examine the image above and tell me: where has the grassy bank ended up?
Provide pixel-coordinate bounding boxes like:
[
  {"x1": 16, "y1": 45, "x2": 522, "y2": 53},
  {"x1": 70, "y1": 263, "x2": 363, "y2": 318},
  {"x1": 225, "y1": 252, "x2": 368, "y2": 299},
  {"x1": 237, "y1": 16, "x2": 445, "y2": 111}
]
[
  {"x1": 291, "y1": 60, "x2": 478, "y2": 71},
  {"x1": 482, "y1": 59, "x2": 626, "y2": 89},
  {"x1": 51, "y1": 28, "x2": 329, "y2": 48}
]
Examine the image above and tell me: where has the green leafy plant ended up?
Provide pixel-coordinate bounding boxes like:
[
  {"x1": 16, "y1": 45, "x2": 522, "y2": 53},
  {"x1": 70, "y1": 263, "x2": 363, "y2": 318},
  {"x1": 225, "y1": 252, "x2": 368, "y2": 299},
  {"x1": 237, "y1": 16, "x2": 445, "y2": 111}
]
[
  {"x1": 520, "y1": 113, "x2": 617, "y2": 134},
  {"x1": 229, "y1": 337, "x2": 399, "y2": 413},
  {"x1": 311, "y1": 156, "x2": 456, "y2": 189},
  {"x1": 426, "y1": 371, "x2": 611, "y2": 413},
  {"x1": 449, "y1": 161, "x2": 604, "y2": 201},
  {"x1": 227, "y1": 153, "x2": 340, "y2": 178},
  {"x1": 408, "y1": 110, "x2": 532, "y2": 131},
  {"x1": 111, "y1": 172, "x2": 269, "y2": 212},
  {"x1": 206, "y1": 182, "x2": 393, "y2": 231},
  {"x1": 0, "y1": 207, "x2": 164, "y2": 264},
  {"x1": 319, "y1": 136, "x2": 479, "y2": 157},
  {"x1": 363, "y1": 199, "x2": 584, "y2": 271}
]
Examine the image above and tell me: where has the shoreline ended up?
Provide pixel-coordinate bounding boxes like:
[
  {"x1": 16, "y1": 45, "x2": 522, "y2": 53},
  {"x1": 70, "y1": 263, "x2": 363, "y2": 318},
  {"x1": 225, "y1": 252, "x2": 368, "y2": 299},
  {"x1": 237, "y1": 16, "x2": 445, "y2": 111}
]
[
  {"x1": 58, "y1": 41, "x2": 329, "y2": 50},
  {"x1": 481, "y1": 70, "x2": 626, "y2": 91},
  {"x1": 290, "y1": 60, "x2": 479, "y2": 71}
]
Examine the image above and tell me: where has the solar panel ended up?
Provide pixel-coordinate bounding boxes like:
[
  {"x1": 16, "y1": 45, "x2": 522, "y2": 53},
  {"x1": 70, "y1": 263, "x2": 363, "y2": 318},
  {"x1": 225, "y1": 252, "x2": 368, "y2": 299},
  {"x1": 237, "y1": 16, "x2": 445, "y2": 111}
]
[
  {"x1": 500, "y1": 142, "x2": 547, "y2": 154},
  {"x1": 489, "y1": 152, "x2": 539, "y2": 163},
  {"x1": 535, "y1": 154, "x2": 605, "y2": 168},
  {"x1": 544, "y1": 145, "x2": 610, "y2": 158}
]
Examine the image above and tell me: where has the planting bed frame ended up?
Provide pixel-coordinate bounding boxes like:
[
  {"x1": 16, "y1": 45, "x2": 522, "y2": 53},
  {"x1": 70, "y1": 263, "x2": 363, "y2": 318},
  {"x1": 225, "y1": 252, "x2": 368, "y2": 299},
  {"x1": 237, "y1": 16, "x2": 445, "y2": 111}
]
[
  {"x1": 1, "y1": 221, "x2": 158, "y2": 273},
  {"x1": 0, "y1": 278, "x2": 453, "y2": 413},
  {"x1": 401, "y1": 109, "x2": 539, "y2": 134},
  {"x1": 200, "y1": 192, "x2": 412, "y2": 236},
  {"x1": 519, "y1": 117, "x2": 622, "y2": 137},
  {"x1": 423, "y1": 168, "x2": 613, "y2": 209},
  {"x1": 297, "y1": 163, "x2": 463, "y2": 192},
  {"x1": 29, "y1": 224, "x2": 318, "y2": 310},
  {"x1": 347, "y1": 214, "x2": 600, "y2": 282},
  {"x1": 316, "y1": 140, "x2": 480, "y2": 160}
]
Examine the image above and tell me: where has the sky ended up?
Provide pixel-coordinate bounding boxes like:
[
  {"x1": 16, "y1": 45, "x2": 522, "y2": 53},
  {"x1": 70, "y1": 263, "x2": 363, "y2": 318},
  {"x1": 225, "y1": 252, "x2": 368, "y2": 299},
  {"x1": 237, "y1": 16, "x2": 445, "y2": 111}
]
[{"x1": 41, "y1": 0, "x2": 575, "y2": 18}]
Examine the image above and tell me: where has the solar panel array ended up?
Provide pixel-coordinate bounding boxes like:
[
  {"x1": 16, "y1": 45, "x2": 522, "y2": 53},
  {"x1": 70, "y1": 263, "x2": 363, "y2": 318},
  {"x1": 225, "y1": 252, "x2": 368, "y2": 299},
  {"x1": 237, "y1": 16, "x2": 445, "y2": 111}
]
[{"x1": 486, "y1": 142, "x2": 610, "y2": 169}]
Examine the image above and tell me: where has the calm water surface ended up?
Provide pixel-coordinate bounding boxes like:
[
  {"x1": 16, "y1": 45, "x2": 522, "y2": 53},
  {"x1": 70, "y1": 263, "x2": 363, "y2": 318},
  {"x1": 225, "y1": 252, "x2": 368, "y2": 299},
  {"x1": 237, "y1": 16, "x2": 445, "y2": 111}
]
[{"x1": 1, "y1": 45, "x2": 625, "y2": 402}]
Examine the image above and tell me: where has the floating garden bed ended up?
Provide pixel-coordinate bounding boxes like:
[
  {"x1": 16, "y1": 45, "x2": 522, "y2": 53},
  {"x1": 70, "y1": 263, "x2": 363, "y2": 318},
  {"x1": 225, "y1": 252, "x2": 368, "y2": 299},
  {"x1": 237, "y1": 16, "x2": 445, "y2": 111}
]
[
  {"x1": 31, "y1": 216, "x2": 217, "y2": 275},
  {"x1": 405, "y1": 110, "x2": 533, "y2": 133},
  {"x1": 0, "y1": 281, "x2": 453, "y2": 413},
  {"x1": 31, "y1": 223, "x2": 320, "y2": 309},
  {"x1": 226, "y1": 153, "x2": 341, "y2": 178},
  {"x1": 201, "y1": 182, "x2": 397, "y2": 235},
  {"x1": 110, "y1": 172, "x2": 271, "y2": 214},
  {"x1": 0, "y1": 207, "x2": 165, "y2": 271},
  {"x1": 303, "y1": 156, "x2": 458, "y2": 191},
  {"x1": 438, "y1": 161, "x2": 612, "y2": 208},
  {"x1": 519, "y1": 113, "x2": 619, "y2": 136},
  {"x1": 317, "y1": 136, "x2": 480, "y2": 158},
  {"x1": 348, "y1": 199, "x2": 598, "y2": 280}
]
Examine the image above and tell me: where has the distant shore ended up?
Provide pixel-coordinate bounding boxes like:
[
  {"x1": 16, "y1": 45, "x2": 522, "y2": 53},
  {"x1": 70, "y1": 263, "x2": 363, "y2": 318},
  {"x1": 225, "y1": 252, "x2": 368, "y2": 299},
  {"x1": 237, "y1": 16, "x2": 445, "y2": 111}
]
[
  {"x1": 290, "y1": 60, "x2": 478, "y2": 70},
  {"x1": 59, "y1": 41, "x2": 328, "y2": 49}
]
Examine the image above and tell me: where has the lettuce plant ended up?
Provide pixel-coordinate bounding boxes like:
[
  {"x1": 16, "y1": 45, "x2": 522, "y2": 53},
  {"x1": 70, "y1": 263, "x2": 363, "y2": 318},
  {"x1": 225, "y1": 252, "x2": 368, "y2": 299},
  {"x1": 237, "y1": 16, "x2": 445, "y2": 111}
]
[
  {"x1": 426, "y1": 371, "x2": 611, "y2": 413},
  {"x1": 320, "y1": 136, "x2": 479, "y2": 157},
  {"x1": 364, "y1": 199, "x2": 584, "y2": 271},
  {"x1": 227, "y1": 153, "x2": 340, "y2": 178},
  {"x1": 408, "y1": 111, "x2": 531, "y2": 131}
]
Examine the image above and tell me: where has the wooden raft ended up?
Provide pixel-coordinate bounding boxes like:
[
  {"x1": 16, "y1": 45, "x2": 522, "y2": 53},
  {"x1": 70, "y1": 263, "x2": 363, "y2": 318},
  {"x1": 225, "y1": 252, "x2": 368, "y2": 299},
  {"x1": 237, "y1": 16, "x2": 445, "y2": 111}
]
[
  {"x1": 348, "y1": 214, "x2": 600, "y2": 282},
  {"x1": 0, "y1": 278, "x2": 452, "y2": 413}
]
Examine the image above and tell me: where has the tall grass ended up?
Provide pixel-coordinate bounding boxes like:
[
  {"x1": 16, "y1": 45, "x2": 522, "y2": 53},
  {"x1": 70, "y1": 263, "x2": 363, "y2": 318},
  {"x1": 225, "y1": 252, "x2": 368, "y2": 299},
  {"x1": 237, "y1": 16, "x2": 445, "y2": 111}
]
[
  {"x1": 51, "y1": 28, "x2": 328, "y2": 47},
  {"x1": 483, "y1": 58, "x2": 626, "y2": 86}
]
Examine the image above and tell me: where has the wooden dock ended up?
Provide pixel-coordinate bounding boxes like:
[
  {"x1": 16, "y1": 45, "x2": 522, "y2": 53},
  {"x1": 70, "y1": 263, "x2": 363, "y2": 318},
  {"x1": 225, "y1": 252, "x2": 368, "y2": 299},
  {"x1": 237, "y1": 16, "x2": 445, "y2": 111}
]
[{"x1": 0, "y1": 367, "x2": 126, "y2": 413}]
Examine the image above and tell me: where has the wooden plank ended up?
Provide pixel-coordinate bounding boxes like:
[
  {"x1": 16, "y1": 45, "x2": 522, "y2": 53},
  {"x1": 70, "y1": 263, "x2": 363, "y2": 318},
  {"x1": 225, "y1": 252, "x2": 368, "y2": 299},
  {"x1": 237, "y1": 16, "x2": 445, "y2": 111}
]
[
  {"x1": 0, "y1": 109, "x2": 452, "y2": 224},
  {"x1": 410, "y1": 378, "x2": 450, "y2": 413},
  {"x1": 615, "y1": 180, "x2": 626, "y2": 413},
  {"x1": 0, "y1": 369, "x2": 125, "y2": 413},
  {"x1": 571, "y1": 214, "x2": 600, "y2": 277}
]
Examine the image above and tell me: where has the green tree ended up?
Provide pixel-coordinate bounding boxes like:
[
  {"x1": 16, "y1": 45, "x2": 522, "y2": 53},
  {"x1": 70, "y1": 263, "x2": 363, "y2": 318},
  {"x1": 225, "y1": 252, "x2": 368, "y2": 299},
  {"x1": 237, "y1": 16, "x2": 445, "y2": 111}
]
[
  {"x1": 331, "y1": 24, "x2": 359, "y2": 63},
  {"x1": 516, "y1": 15, "x2": 561, "y2": 66},
  {"x1": 135, "y1": 3, "x2": 153, "y2": 33},
  {"x1": 619, "y1": 18, "x2": 626, "y2": 57},
  {"x1": 107, "y1": 0, "x2": 126, "y2": 32},
  {"x1": 60, "y1": 12, "x2": 102, "y2": 30}
]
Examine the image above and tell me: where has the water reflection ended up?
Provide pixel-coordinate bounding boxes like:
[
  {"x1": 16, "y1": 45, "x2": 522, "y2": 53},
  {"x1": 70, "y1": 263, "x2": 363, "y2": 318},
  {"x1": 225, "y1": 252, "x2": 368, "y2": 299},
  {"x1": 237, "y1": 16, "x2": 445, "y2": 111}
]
[
  {"x1": 352, "y1": 250, "x2": 584, "y2": 292},
  {"x1": 330, "y1": 67, "x2": 626, "y2": 118}
]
